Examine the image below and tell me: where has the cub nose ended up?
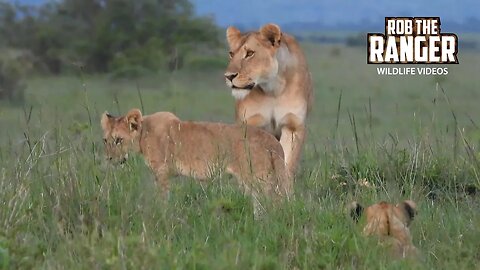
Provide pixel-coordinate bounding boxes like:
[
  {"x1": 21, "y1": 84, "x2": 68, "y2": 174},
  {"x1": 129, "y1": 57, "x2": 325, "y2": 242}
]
[{"x1": 224, "y1": 72, "x2": 238, "y2": 82}]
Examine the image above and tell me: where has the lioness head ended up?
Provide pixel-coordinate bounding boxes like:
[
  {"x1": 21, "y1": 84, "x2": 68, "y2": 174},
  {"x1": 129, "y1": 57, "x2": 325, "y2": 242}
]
[
  {"x1": 100, "y1": 109, "x2": 143, "y2": 164},
  {"x1": 224, "y1": 23, "x2": 283, "y2": 99},
  {"x1": 349, "y1": 200, "x2": 418, "y2": 258}
]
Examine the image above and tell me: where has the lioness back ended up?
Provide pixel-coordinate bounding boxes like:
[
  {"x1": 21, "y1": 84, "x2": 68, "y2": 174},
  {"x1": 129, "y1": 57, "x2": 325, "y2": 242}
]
[
  {"x1": 165, "y1": 121, "x2": 290, "y2": 196},
  {"x1": 130, "y1": 111, "x2": 290, "y2": 197}
]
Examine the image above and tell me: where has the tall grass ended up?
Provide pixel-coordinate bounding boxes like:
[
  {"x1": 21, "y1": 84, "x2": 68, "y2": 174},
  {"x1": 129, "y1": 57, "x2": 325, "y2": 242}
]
[{"x1": 0, "y1": 45, "x2": 479, "y2": 269}]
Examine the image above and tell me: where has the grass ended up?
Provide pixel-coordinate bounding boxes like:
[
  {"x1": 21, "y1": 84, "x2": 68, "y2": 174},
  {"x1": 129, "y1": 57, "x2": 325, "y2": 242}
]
[{"x1": 0, "y1": 43, "x2": 479, "y2": 269}]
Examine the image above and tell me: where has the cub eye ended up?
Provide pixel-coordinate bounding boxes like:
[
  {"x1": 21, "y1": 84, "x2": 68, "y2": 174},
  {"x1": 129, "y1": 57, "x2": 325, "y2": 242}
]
[
  {"x1": 228, "y1": 51, "x2": 234, "y2": 59},
  {"x1": 114, "y1": 137, "x2": 123, "y2": 145},
  {"x1": 245, "y1": 50, "x2": 255, "y2": 58},
  {"x1": 103, "y1": 138, "x2": 107, "y2": 144}
]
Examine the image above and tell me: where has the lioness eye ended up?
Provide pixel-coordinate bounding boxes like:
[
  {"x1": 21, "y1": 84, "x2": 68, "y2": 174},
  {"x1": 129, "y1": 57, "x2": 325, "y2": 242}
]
[
  {"x1": 229, "y1": 51, "x2": 234, "y2": 59},
  {"x1": 103, "y1": 138, "x2": 107, "y2": 144},
  {"x1": 245, "y1": 50, "x2": 254, "y2": 58},
  {"x1": 114, "y1": 137, "x2": 123, "y2": 145}
]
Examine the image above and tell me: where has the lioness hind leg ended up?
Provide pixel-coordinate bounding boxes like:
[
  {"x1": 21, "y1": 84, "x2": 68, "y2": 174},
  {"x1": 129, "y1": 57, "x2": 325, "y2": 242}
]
[
  {"x1": 279, "y1": 118, "x2": 306, "y2": 176},
  {"x1": 270, "y1": 149, "x2": 293, "y2": 199},
  {"x1": 225, "y1": 166, "x2": 266, "y2": 219},
  {"x1": 251, "y1": 191, "x2": 266, "y2": 219}
]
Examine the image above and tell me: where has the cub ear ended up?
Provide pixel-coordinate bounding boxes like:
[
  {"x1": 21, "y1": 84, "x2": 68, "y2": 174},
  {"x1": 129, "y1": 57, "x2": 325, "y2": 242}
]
[
  {"x1": 125, "y1": 108, "x2": 143, "y2": 132},
  {"x1": 348, "y1": 201, "x2": 364, "y2": 223},
  {"x1": 399, "y1": 200, "x2": 417, "y2": 224},
  {"x1": 259, "y1": 23, "x2": 282, "y2": 47},
  {"x1": 101, "y1": 111, "x2": 114, "y2": 130},
  {"x1": 226, "y1": 26, "x2": 242, "y2": 49}
]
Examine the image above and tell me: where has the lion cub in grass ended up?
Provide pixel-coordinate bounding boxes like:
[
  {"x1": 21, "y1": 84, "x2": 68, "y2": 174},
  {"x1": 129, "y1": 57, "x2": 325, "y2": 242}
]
[
  {"x1": 349, "y1": 200, "x2": 419, "y2": 259},
  {"x1": 100, "y1": 108, "x2": 292, "y2": 213}
]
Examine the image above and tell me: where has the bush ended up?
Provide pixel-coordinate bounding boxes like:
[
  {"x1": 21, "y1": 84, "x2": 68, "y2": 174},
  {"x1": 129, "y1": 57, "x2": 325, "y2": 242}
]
[
  {"x1": 0, "y1": 0, "x2": 221, "y2": 74},
  {"x1": 0, "y1": 51, "x2": 32, "y2": 104}
]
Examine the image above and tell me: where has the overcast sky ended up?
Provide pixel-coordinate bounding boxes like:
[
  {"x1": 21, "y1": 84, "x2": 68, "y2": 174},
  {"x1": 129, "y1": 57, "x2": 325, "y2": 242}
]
[
  {"x1": 193, "y1": 0, "x2": 479, "y2": 26},
  {"x1": 14, "y1": 0, "x2": 480, "y2": 28}
]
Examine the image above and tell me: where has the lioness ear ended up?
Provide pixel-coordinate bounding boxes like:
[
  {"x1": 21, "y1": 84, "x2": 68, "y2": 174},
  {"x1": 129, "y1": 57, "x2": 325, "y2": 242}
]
[
  {"x1": 348, "y1": 201, "x2": 364, "y2": 223},
  {"x1": 126, "y1": 108, "x2": 142, "y2": 132},
  {"x1": 101, "y1": 111, "x2": 114, "y2": 130},
  {"x1": 399, "y1": 200, "x2": 417, "y2": 224},
  {"x1": 260, "y1": 23, "x2": 282, "y2": 47},
  {"x1": 226, "y1": 26, "x2": 242, "y2": 49}
]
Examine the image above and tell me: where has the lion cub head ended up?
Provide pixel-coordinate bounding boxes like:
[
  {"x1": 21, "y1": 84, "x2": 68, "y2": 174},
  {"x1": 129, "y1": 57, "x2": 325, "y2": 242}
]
[
  {"x1": 224, "y1": 23, "x2": 285, "y2": 99},
  {"x1": 100, "y1": 109, "x2": 143, "y2": 164},
  {"x1": 350, "y1": 200, "x2": 418, "y2": 259}
]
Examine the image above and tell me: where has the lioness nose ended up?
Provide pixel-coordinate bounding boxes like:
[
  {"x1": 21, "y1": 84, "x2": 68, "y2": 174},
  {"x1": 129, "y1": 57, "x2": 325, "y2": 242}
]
[{"x1": 225, "y1": 72, "x2": 238, "y2": 82}]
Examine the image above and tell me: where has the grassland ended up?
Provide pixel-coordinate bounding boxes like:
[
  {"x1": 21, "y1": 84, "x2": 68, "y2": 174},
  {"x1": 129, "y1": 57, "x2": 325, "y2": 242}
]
[{"x1": 0, "y1": 43, "x2": 479, "y2": 269}]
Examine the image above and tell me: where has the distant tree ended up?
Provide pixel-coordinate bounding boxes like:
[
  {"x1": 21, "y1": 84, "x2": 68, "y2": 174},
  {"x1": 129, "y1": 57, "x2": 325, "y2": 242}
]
[
  {"x1": 346, "y1": 33, "x2": 366, "y2": 47},
  {"x1": 0, "y1": 2, "x2": 23, "y2": 47},
  {"x1": 0, "y1": 50, "x2": 33, "y2": 103},
  {"x1": 0, "y1": 0, "x2": 221, "y2": 75}
]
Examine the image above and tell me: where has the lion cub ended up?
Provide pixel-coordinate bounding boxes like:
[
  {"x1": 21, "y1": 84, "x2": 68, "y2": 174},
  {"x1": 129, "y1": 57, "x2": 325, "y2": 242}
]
[
  {"x1": 100, "y1": 109, "x2": 292, "y2": 209},
  {"x1": 349, "y1": 200, "x2": 418, "y2": 259}
]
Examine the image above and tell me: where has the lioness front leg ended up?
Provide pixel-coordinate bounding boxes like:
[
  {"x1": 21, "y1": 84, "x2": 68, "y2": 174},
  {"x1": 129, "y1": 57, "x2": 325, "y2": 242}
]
[
  {"x1": 279, "y1": 117, "x2": 306, "y2": 175},
  {"x1": 243, "y1": 113, "x2": 267, "y2": 128}
]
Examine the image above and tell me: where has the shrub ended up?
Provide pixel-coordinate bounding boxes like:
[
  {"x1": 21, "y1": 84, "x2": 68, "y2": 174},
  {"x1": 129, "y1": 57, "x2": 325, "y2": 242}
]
[{"x1": 0, "y1": 51, "x2": 32, "y2": 104}]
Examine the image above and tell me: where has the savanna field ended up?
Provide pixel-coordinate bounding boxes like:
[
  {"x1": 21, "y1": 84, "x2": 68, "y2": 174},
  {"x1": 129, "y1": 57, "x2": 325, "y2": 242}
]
[{"x1": 1, "y1": 43, "x2": 479, "y2": 269}]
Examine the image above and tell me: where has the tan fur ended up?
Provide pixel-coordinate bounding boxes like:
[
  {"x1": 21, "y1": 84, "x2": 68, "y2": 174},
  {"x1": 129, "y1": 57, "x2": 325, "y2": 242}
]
[
  {"x1": 350, "y1": 200, "x2": 419, "y2": 259},
  {"x1": 101, "y1": 109, "x2": 292, "y2": 211},
  {"x1": 224, "y1": 23, "x2": 313, "y2": 175}
]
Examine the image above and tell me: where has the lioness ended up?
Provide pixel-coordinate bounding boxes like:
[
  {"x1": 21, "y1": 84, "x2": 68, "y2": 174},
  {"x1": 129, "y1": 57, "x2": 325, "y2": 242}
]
[
  {"x1": 224, "y1": 23, "x2": 313, "y2": 175},
  {"x1": 349, "y1": 200, "x2": 419, "y2": 259},
  {"x1": 100, "y1": 109, "x2": 292, "y2": 212}
]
